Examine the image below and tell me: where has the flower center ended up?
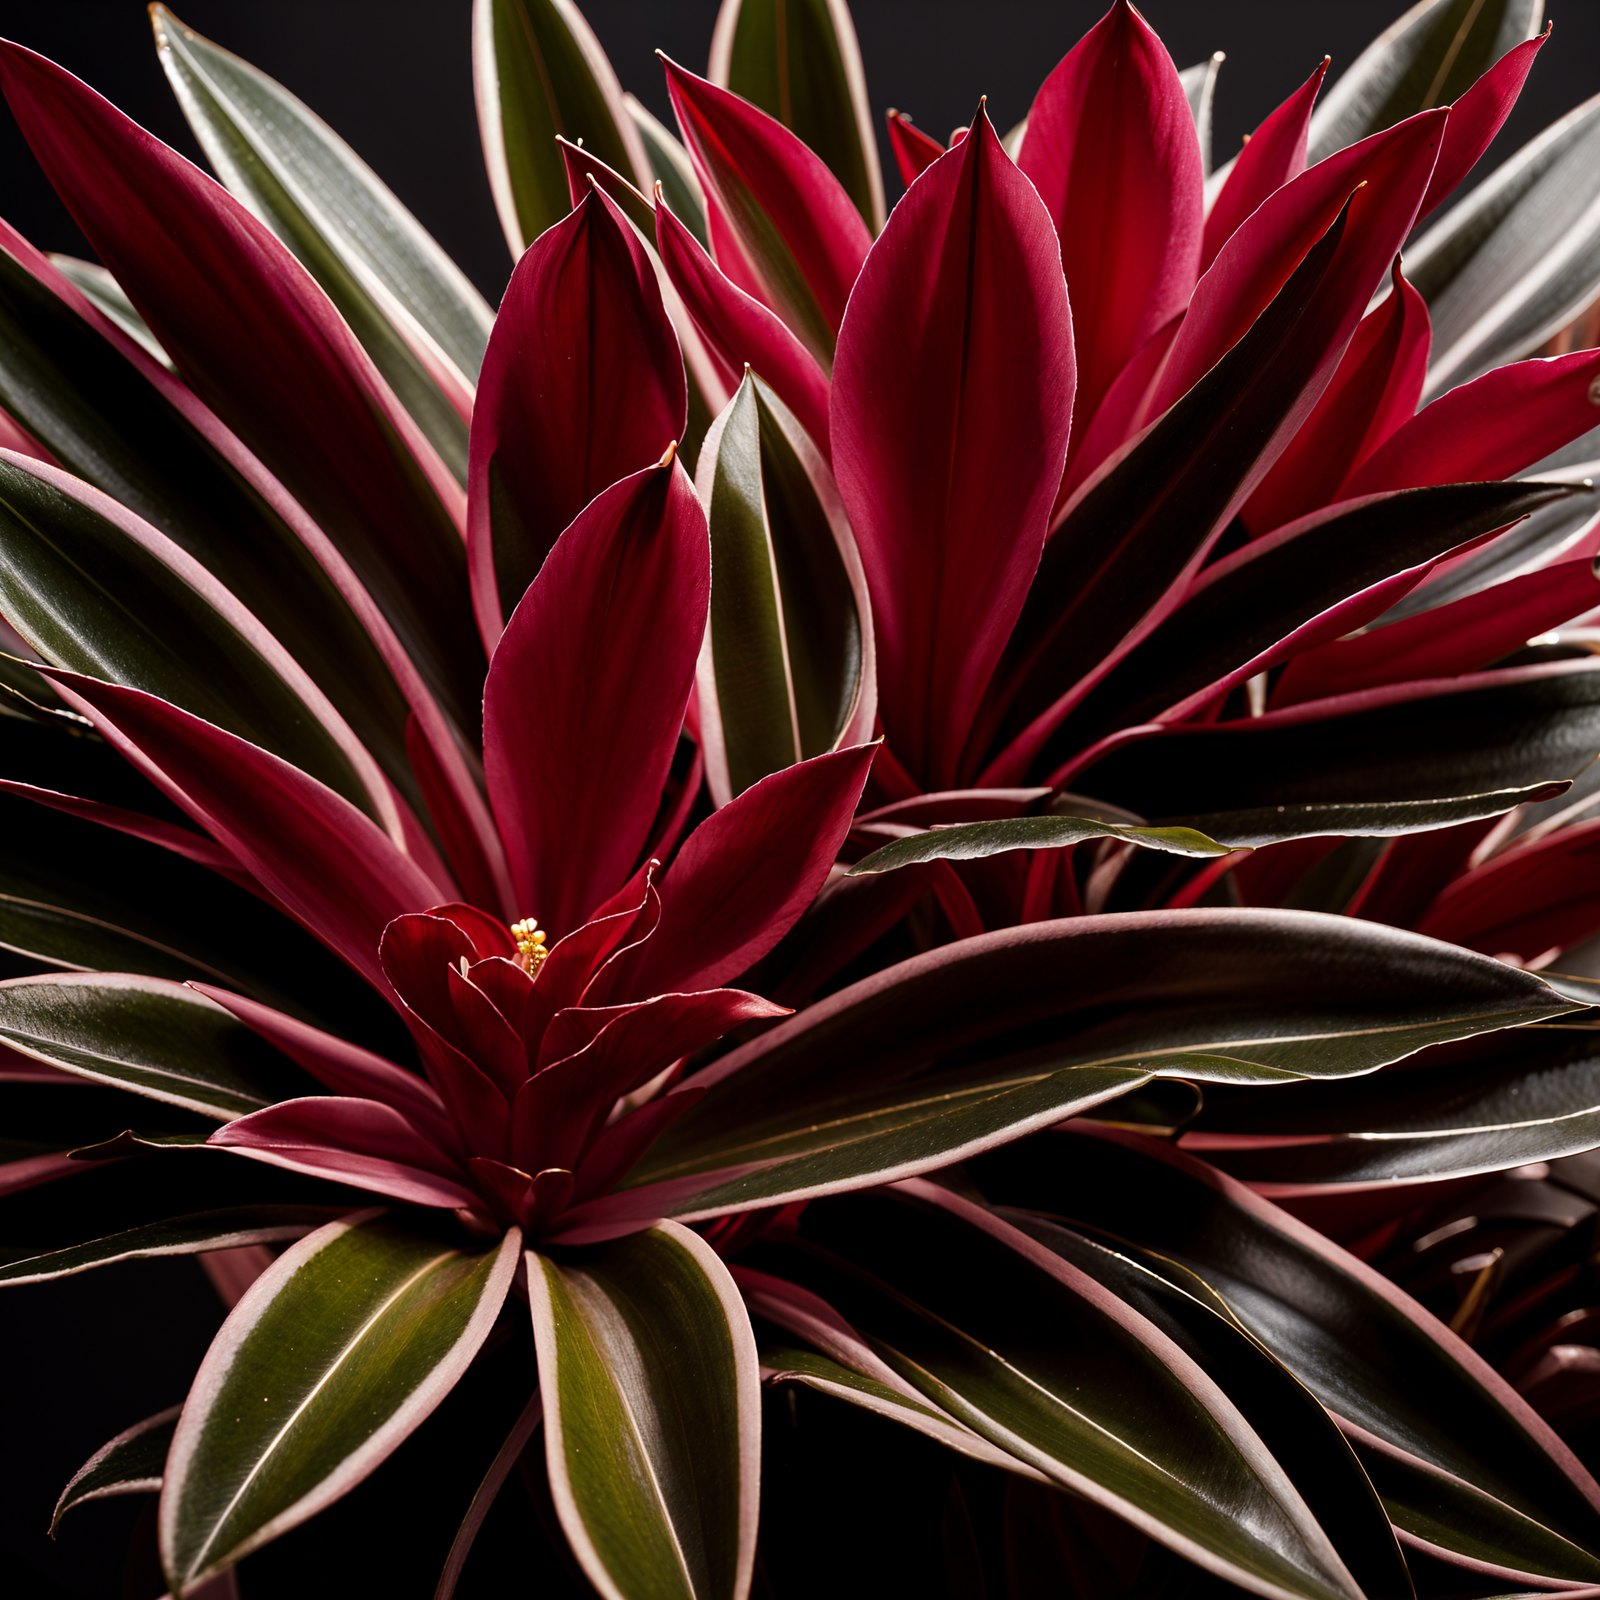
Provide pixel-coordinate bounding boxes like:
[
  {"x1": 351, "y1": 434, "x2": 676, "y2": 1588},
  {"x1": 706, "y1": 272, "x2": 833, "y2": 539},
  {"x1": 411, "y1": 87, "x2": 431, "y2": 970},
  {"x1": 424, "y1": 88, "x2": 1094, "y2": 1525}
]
[{"x1": 510, "y1": 917, "x2": 548, "y2": 975}]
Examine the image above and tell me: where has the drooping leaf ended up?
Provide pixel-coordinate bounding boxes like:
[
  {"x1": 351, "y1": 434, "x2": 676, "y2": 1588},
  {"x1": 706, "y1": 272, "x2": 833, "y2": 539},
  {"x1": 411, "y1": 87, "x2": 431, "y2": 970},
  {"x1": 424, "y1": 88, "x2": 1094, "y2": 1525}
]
[
  {"x1": 847, "y1": 815, "x2": 1230, "y2": 875},
  {"x1": 152, "y1": 7, "x2": 483, "y2": 483},
  {"x1": 474, "y1": 0, "x2": 653, "y2": 254},
  {"x1": 832, "y1": 107, "x2": 1074, "y2": 790},
  {"x1": 762, "y1": 1186, "x2": 1366, "y2": 1600},
  {"x1": 973, "y1": 1126, "x2": 1600, "y2": 1584},
  {"x1": 52, "y1": 1405, "x2": 180, "y2": 1533},
  {"x1": 711, "y1": 0, "x2": 884, "y2": 232},
  {"x1": 1307, "y1": 0, "x2": 1541, "y2": 163},
  {"x1": 0, "y1": 1204, "x2": 342, "y2": 1284},
  {"x1": 1409, "y1": 89, "x2": 1600, "y2": 393},
  {"x1": 556, "y1": 909, "x2": 1571, "y2": 1231},
  {"x1": 0, "y1": 42, "x2": 483, "y2": 737},
  {"x1": 0, "y1": 974, "x2": 313, "y2": 1119},
  {"x1": 467, "y1": 184, "x2": 686, "y2": 638},
  {"x1": 662, "y1": 56, "x2": 871, "y2": 371},
  {"x1": 160, "y1": 1212, "x2": 520, "y2": 1594},
  {"x1": 528, "y1": 1221, "x2": 759, "y2": 1600}
]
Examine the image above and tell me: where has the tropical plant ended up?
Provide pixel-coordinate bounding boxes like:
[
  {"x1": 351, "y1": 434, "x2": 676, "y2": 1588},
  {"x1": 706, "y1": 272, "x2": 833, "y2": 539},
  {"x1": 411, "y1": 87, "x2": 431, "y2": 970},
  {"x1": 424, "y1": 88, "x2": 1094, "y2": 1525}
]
[{"x1": 8, "y1": 0, "x2": 1600, "y2": 1596}]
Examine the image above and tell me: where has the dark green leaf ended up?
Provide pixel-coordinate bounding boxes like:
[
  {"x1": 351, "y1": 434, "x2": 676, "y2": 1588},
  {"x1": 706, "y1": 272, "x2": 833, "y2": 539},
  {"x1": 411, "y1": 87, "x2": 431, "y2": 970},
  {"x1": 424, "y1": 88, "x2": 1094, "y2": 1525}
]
[
  {"x1": 1308, "y1": 0, "x2": 1541, "y2": 165},
  {"x1": 763, "y1": 1189, "x2": 1366, "y2": 1600},
  {"x1": 713, "y1": 0, "x2": 885, "y2": 230},
  {"x1": 848, "y1": 814, "x2": 1232, "y2": 875},
  {"x1": 0, "y1": 1204, "x2": 344, "y2": 1285},
  {"x1": 475, "y1": 0, "x2": 652, "y2": 253},
  {"x1": 627, "y1": 94, "x2": 709, "y2": 249},
  {"x1": 160, "y1": 1212, "x2": 520, "y2": 1593},
  {"x1": 153, "y1": 7, "x2": 483, "y2": 482},
  {"x1": 0, "y1": 975, "x2": 314, "y2": 1119},
  {"x1": 971, "y1": 1128, "x2": 1600, "y2": 1581},
  {"x1": 528, "y1": 1221, "x2": 759, "y2": 1600},
  {"x1": 1077, "y1": 668, "x2": 1600, "y2": 844},
  {"x1": 52, "y1": 1405, "x2": 179, "y2": 1533},
  {"x1": 0, "y1": 243, "x2": 421, "y2": 818}
]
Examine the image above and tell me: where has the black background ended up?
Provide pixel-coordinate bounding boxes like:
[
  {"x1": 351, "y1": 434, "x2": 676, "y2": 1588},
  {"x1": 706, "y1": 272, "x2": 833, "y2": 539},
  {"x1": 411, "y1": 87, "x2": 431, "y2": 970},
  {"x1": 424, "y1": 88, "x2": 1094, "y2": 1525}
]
[{"x1": 2, "y1": 1, "x2": 1600, "y2": 1596}]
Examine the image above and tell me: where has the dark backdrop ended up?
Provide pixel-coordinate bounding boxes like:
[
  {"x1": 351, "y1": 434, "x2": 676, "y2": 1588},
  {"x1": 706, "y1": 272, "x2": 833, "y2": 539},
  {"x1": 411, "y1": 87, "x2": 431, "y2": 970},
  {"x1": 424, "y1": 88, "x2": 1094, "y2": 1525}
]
[
  {"x1": 3, "y1": 2, "x2": 1600, "y2": 1596},
  {"x1": 2, "y1": 0, "x2": 1598, "y2": 304}
]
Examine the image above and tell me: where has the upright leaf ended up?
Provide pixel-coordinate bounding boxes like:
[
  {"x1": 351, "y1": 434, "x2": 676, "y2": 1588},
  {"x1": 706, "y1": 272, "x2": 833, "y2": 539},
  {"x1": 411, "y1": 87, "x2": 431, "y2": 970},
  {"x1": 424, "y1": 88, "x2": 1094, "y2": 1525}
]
[
  {"x1": 473, "y1": 0, "x2": 653, "y2": 254},
  {"x1": 467, "y1": 185, "x2": 686, "y2": 640},
  {"x1": 1307, "y1": 0, "x2": 1541, "y2": 163},
  {"x1": 831, "y1": 108, "x2": 1074, "y2": 790},
  {"x1": 152, "y1": 7, "x2": 483, "y2": 483},
  {"x1": 709, "y1": 0, "x2": 885, "y2": 232},
  {"x1": 528, "y1": 1221, "x2": 759, "y2": 1600},
  {"x1": 160, "y1": 1212, "x2": 520, "y2": 1594}
]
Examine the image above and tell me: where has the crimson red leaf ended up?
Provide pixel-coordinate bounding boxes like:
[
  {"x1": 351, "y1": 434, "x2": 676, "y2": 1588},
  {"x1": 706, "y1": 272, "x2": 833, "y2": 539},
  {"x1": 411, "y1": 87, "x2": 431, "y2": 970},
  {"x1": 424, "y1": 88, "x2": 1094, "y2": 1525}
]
[
  {"x1": 483, "y1": 457, "x2": 709, "y2": 940},
  {"x1": 1344, "y1": 348, "x2": 1600, "y2": 499},
  {"x1": 0, "y1": 42, "x2": 483, "y2": 735},
  {"x1": 1242, "y1": 256, "x2": 1430, "y2": 535},
  {"x1": 1202, "y1": 59, "x2": 1326, "y2": 273},
  {"x1": 661, "y1": 55, "x2": 871, "y2": 369},
  {"x1": 656, "y1": 199, "x2": 831, "y2": 460},
  {"x1": 467, "y1": 185, "x2": 686, "y2": 642},
  {"x1": 624, "y1": 743, "x2": 876, "y2": 996},
  {"x1": 1418, "y1": 28, "x2": 1548, "y2": 222},
  {"x1": 886, "y1": 110, "x2": 945, "y2": 185},
  {"x1": 1017, "y1": 0, "x2": 1201, "y2": 456},
  {"x1": 831, "y1": 108, "x2": 1074, "y2": 790}
]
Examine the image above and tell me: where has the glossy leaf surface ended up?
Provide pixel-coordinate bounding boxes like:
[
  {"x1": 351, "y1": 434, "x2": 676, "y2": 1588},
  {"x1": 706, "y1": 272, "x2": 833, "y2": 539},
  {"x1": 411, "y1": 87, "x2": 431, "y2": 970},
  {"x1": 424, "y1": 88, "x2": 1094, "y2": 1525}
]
[
  {"x1": 848, "y1": 814, "x2": 1230, "y2": 874},
  {"x1": 160, "y1": 1212, "x2": 519, "y2": 1593},
  {"x1": 528, "y1": 1221, "x2": 759, "y2": 1600}
]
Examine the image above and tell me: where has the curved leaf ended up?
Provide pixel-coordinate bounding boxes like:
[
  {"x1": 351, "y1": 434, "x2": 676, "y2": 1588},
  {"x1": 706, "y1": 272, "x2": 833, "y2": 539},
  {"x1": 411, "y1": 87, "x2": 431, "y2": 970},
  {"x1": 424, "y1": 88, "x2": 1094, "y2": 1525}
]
[
  {"x1": 152, "y1": 7, "x2": 479, "y2": 483},
  {"x1": 1409, "y1": 88, "x2": 1600, "y2": 393},
  {"x1": 45, "y1": 253, "x2": 170, "y2": 367},
  {"x1": 710, "y1": 0, "x2": 884, "y2": 232},
  {"x1": 697, "y1": 374, "x2": 868, "y2": 802},
  {"x1": 0, "y1": 974, "x2": 314, "y2": 1119},
  {"x1": 474, "y1": 0, "x2": 653, "y2": 255},
  {"x1": 528, "y1": 1221, "x2": 759, "y2": 1600},
  {"x1": 764, "y1": 1186, "x2": 1365, "y2": 1600},
  {"x1": 1307, "y1": 0, "x2": 1541, "y2": 164},
  {"x1": 972, "y1": 1125, "x2": 1600, "y2": 1584},
  {"x1": 627, "y1": 94, "x2": 709, "y2": 249},
  {"x1": 52, "y1": 1405, "x2": 180, "y2": 1533},
  {"x1": 848, "y1": 814, "x2": 1230, "y2": 875},
  {"x1": 160, "y1": 1211, "x2": 520, "y2": 1594},
  {"x1": 1179, "y1": 53, "x2": 1223, "y2": 178},
  {"x1": 0, "y1": 1205, "x2": 342, "y2": 1285}
]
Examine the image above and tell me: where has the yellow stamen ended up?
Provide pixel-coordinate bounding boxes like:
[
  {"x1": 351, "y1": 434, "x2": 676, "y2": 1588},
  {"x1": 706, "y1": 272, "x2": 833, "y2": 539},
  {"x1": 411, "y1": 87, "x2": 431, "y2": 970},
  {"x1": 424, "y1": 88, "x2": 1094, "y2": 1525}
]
[{"x1": 510, "y1": 917, "x2": 548, "y2": 976}]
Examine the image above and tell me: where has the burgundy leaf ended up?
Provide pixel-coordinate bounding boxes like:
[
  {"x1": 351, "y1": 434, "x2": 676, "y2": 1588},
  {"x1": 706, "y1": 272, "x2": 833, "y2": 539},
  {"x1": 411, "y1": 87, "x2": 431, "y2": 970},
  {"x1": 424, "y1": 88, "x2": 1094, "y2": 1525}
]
[
  {"x1": 571, "y1": 1086, "x2": 706, "y2": 1202},
  {"x1": 483, "y1": 457, "x2": 709, "y2": 940},
  {"x1": 831, "y1": 109, "x2": 1075, "y2": 789},
  {"x1": 1277, "y1": 558, "x2": 1600, "y2": 706},
  {"x1": 656, "y1": 199, "x2": 832, "y2": 459},
  {"x1": 1418, "y1": 27, "x2": 1548, "y2": 222},
  {"x1": 1242, "y1": 256, "x2": 1430, "y2": 534},
  {"x1": 0, "y1": 43, "x2": 483, "y2": 734},
  {"x1": 1344, "y1": 348, "x2": 1600, "y2": 499},
  {"x1": 886, "y1": 110, "x2": 946, "y2": 185},
  {"x1": 1202, "y1": 59, "x2": 1327, "y2": 273},
  {"x1": 212, "y1": 1097, "x2": 478, "y2": 1209},
  {"x1": 405, "y1": 716, "x2": 513, "y2": 919},
  {"x1": 624, "y1": 743, "x2": 877, "y2": 995},
  {"x1": 661, "y1": 55, "x2": 871, "y2": 368},
  {"x1": 467, "y1": 185, "x2": 687, "y2": 642},
  {"x1": 36, "y1": 670, "x2": 442, "y2": 991},
  {"x1": 1017, "y1": 0, "x2": 1202, "y2": 448}
]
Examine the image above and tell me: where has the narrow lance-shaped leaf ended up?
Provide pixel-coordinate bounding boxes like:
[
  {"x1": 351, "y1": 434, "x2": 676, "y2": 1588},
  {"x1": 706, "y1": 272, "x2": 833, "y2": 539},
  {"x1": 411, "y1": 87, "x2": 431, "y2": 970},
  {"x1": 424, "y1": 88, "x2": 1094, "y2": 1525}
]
[
  {"x1": 627, "y1": 93, "x2": 709, "y2": 249},
  {"x1": 1178, "y1": 53, "x2": 1223, "y2": 177},
  {"x1": 1307, "y1": 0, "x2": 1541, "y2": 164},
  {"x1": 528, "y1": 1221, "x2": 759, "y2": 1600},
  {"x1": 161, "y1": 1212, "x2": 521, "y2": 1595},
  {"x1": 848, "y1": 814, "x2": 1231, "y2": 875},
  {"x1": 152, "y1": 7, "x2": 482, "y2": 484},
  {"x1": 832, "y1": 106, "x2": 1074, "y2": 791},
  {"x1": 46, "y1": 253, "x2": 170, "y2": 367},
  {"x1": 696, "y1": 373, "x2": 870, "y2": 804},
  {"x1": 52, "y1": 1406, "x2": 181, "y2": 1533},
  {"x1": 709, "y1": 0, "x2": 885, "y2": 232},
  {"x1": 884, "y1": 110, "x2": 944, "y2": 185},
  {"x1": 473, "y1": 0, "x2": 653, "y2": 255}
]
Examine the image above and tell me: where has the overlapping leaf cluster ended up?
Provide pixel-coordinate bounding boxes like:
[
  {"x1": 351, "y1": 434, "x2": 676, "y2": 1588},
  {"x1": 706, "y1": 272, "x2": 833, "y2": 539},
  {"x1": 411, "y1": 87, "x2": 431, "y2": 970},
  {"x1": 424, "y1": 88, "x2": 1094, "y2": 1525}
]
[{"x1": 8, "y1": 0, "x2": 1600, "y2": 1595}]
